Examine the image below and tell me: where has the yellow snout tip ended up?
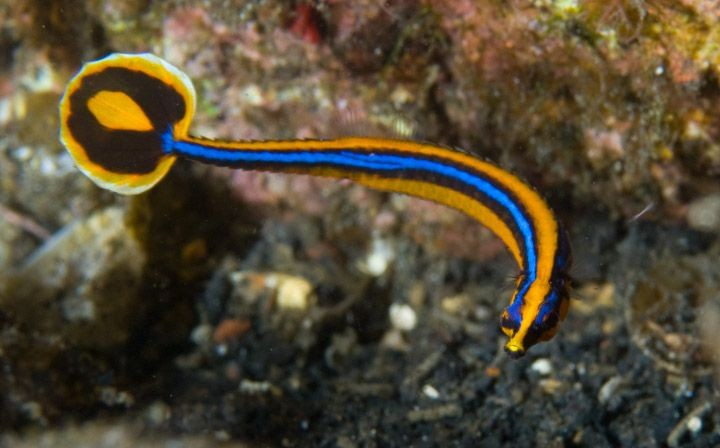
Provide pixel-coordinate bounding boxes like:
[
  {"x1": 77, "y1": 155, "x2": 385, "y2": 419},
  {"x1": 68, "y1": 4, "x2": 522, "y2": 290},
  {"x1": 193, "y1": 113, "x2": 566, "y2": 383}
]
[{"x1": 504, "y1": 342, "x2": 526, "y2": 359}]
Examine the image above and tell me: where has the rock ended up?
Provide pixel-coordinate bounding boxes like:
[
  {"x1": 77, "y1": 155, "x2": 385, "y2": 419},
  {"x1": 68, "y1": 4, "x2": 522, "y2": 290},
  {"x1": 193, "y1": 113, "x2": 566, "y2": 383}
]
[{"x1": 3, "y1": 206, "x2": 146, "y2": 353}]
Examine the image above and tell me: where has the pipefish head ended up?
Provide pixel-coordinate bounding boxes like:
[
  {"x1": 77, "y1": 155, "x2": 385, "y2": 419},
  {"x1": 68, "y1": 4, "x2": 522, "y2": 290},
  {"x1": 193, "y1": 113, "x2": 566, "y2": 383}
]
[
  {"x1": 59, "y1": 53, "x2": 196, "y2": 194},
  {"x1": 501, "y1": 275, "x2": 571, "y2": 358},
  {"x1": 500, "y1": 230, "x2": 572, "y2": 358}
]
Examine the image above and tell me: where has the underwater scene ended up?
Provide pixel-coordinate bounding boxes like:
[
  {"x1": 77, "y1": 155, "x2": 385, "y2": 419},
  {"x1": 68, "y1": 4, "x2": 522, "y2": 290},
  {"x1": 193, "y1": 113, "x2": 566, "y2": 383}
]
[{"x1": 0, "y1": 1, "x2": 719, "y2": 446}]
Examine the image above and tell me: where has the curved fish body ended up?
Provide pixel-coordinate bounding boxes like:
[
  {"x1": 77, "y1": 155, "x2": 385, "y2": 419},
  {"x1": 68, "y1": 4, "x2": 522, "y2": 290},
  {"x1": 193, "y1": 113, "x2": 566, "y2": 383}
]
[{"x1": 59, "y1": 53, "x2": 572, "y2": 357}]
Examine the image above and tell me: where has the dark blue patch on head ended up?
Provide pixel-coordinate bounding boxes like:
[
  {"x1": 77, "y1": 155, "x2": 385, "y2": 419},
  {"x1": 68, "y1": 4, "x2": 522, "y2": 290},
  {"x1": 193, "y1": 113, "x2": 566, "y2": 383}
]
[
  {"x1": 501, "y1": 307, "x2": 520, "y2": 332},
  {"x1": 506, "y1": 300, "x2": 523, "y2": 326},
  {"x1": 534, "y1": 289, "x2": 559, "y2": 326}
]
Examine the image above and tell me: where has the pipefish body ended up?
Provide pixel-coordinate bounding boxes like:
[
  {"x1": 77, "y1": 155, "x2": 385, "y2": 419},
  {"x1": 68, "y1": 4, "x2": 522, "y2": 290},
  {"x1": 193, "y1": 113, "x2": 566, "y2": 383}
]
[{"x1": 58, "y1": 53, "x2": 572, "y2": 357}]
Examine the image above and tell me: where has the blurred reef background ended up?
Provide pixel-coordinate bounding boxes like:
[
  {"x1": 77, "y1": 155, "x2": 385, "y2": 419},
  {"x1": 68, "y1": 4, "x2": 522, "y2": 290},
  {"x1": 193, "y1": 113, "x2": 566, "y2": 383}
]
[{"x1": 0, "y1": 1, "x2": 719, "y2": 446}]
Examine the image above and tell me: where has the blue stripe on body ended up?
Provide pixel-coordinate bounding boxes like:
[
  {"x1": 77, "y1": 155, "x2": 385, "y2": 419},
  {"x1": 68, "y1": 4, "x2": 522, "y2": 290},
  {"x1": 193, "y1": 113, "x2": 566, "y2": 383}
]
[{"x1": 172, "y1": 138, "x2": 539, "y2": 309}]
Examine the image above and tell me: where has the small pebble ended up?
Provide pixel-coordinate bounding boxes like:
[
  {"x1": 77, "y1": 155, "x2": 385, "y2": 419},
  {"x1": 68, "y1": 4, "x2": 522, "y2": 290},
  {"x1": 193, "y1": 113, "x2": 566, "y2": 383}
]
[
  {"x1": 598, "y1": 376, "x2": 625, "y2": 405},
  {"x1": 359, "y1": 237, "x2": 395, "y2": 276},
  {"x1": 190, "y1": 324, "x2": 214, "y2": 347},
  {"x1": 687, "y1": 193, "x2": 720, "y2": 232},
  {"x1": 241, "y1": 84, "x2": 264, "y2": 105},
  {"x1": 274, "y1": 274, "x2": 314, "y2": 310},
  {"x1": 212, "y1": 318, "x2": 251, "y2": 344},
  {"x1": 422, "y1": 384, "x2": 440, "y2": 400},
  {"x1": 440, "y1": 294, "x2": 469, "y2": 315},
  {"x1": 12, "y1": 145, "x2": 33, "y2": 161},
  {"x1": 687, "y1": 416, "x2": 702, "y2": 434},
  {"x1": 144, "y1": 401, "x2": 171, "y2": 425},
  {"x1": 530, "y1": 358, "x2": 553, "y2": 376},
  {"x1": 239, "y1": 379, "x2": 280, "y2": 396},
  {"x1": 389, "y1": 303, "x2": 417, "y2": 331},
  {"x1": 215, "y1": 344, "x2": 228, "y2": 356},
  {"x1": 538, "y1": 378, "x2": 564, "y2": 394},
  {"x1": 380, "y1": 328, "x2": 410, "y2": 351},
  {"x1": 0, "y1": 94, "x2": 27, "y2": 125}
]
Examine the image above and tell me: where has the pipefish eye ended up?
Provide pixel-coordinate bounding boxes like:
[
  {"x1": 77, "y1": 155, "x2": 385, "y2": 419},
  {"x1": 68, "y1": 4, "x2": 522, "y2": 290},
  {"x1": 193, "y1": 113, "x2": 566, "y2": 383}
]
[
  {"x1": 500, "y1": 309, "x2": 519, "y2": 337},
  {"x1": 59, "y1": 53, "x2": 196, "y2": 194}
]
